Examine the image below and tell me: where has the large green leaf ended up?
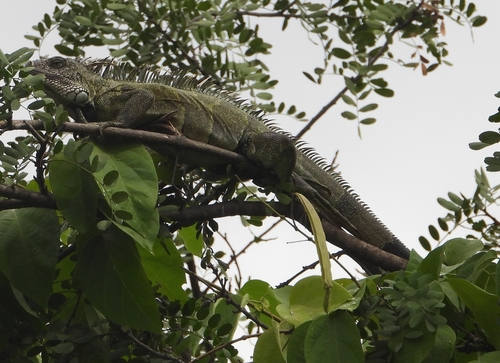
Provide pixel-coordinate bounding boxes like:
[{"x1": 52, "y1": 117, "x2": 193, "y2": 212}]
[
  {"x1": 418, "y1": 244, "x2": 443, "y2": 280},
  {"x1": 287, "y1": 321, "x2": 311, "y2": 363},
  {"x1": 419, "y1": 238, "x2": 484, "y2": 279},
  {"x1": 447, "y1": 278, "x2": 500, "y2": 349},
  {"x1": 0, "y1": 273, "x2": 17, "y2": 348},
  {"x1": 422, "y1": 325, "x2": 456, "y2": 363},
  {"x1": 49, "y1": 142, "x2": 99, "y2": 233},
  {"x1": 442, "y1": 238, "x2": 483, "y2": 266},
  {"x1": 276, "y1": 276, "x2": 352, "y2": 326},
  {"x1": 139, "y1": 238, "x2": 187, "y2": 302},
  {"x1": 0, "y1": 208, "x2": 59, "y2": 308},
  {"x1": 77, "y1": 227, "x2": 161, "y2": 333},
  {"x1": 90, "y1": 142, "x2": 159, "y2": 251},
  {"x1": 238, "y1": 279, "x2": 281, "y2": 316},
  {"x1": 469, "y1": 351, "x2": 500, "y2": 362},
  {"x1": 253, "y1": 327, "x2": 286, "y2": 363},
  {"x1": 177, "y1": 225, "x2": 204, "y2": 257},
  {"x1": 304, "y1": 311, "x2": 363, "y2": 363}
]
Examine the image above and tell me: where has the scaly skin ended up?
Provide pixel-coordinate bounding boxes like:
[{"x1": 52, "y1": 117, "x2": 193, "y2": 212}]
[{"x1": 29, "y1": 56, "x2": 410, "y2": 260}]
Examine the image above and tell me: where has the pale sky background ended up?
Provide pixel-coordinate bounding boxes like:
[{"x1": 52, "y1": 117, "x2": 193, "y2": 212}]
[{"x1": 2, "y1": 0, "x2": 500, "y2": 359}]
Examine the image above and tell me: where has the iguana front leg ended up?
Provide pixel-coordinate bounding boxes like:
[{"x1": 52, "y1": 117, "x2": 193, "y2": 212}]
[
  {"x1": 93, "y1": 87, "x2": 155, "y2": 128},
  {"x1": 238, "y1": 132, "x2": 354, "y2": 230},
  {"x1": 239, "y1": 131, "x2": 297, "y2": 184}
]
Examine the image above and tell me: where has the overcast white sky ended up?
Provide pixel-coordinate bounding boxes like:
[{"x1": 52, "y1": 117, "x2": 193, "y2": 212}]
[{"x1": 2, "y1": 0, "x2": 500, "y2": 359}]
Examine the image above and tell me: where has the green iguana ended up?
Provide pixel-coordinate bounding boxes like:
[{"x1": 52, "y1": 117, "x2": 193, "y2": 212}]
[{"x1": 29, "y1": 56, "x2": 410, "y2": 260}]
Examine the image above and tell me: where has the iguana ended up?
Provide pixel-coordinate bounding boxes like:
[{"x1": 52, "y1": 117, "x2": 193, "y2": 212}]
[{"x1": 29, "y1": 56, "x2": 410, "y2": 261}]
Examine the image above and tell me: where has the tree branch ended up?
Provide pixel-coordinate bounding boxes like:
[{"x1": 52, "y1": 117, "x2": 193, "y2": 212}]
[
  {"x1": 161, "y1": 200, "x2": 407, "y2": 271},
  {"x1": 295, "y1": 7, "x2": 421, "y2": 138},
  {"x1": 1, "y1": 120, "x2": 407, "y2": 271},
  {"x1": 1, "y1": 120, "x2": 256, "y2": 172},
  {"x1": 0, "y1": 184, "x2": 56, "y2": 210}
]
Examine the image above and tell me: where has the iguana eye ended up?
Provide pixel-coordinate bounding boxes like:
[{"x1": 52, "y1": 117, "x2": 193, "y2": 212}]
[{"x1": 49, "y1": 57, "x2": 66, "y2": 69}]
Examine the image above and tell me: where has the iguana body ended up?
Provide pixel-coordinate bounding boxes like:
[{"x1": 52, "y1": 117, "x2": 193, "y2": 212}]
[{"x1": 30, "y1": 56, "x2": 409, "y2": 260}]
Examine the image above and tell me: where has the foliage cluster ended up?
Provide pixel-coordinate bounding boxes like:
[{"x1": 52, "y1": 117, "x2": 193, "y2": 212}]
[{"x1": 0, "y1": 1, "x2": 499, "y2": 362}]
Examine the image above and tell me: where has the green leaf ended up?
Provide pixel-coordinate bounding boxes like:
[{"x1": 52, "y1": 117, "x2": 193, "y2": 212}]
[
  {"x1": 101, "y1": 37, "x2": 125, "y2": 46},
  {"x1": 447, "y1": 278, "x2": 500, "y2": 349},
  {"x1": 341, "y1": 111, "x2": 357, "y2": 120},
  {"x1": 110, "y1": 48, "x2": 129, "y2": 58},
  {"x1": 478, "y1": 131, "x2": 500, "y2": 145},
  {"x1": 295, "y1": 193, "x2": 331, "y2": 292},
  {"x1": 77, "y1": 227, "x2": 161, "y2": 333},
  {"x1": 422, "y1": 325, "x2": 456, "y2": 363},
  {"x1": 238, "y1": 279, "x2": 281, "y2": 317},
  {"x1": 469, "y1": 141, "x2": 489, "y2": 150},
  {"x1": 418, "y1": 246, "x2": 443, "y2": 279},
  {"x1": 418, "y1": 238, "x2": 484, "y2": 279},
  {"x1": 359, "y1": 103, "x2": 378, "y2": 112},
  {"x1": 22, "y1": 74, "x2": 45, "y2": 87},
  {"x1": 311, "y1": 25, "x2": 328, "y2": 34},
  {"x1": 193, "y1": 19, "x2": 215, "y2": 27},
  {"x1": 496, "y1": 260, "x2": 500, "y2": 296},
  {"x1": 49, "y1": 144, "x2": 99, "y2": 233},
  {"x1": 442, "y1": 238, "x2": 483, "y2": 266},
  {"x1": 488, "y1": 111, "x2": 500, "y2": 122},
  {"x1": 303, "y1": 72, "x2": 316, "y2": 83},
  {"x1": 253, "y1": 327, "x2": 286, "y2": 363},
  {"x1": 468, "y1": 250, "x2": 496, "y2": 284},
  {"x1": 485, "y1": 156, "x2": 500, "y2": 172},
  {"x1": 256, "y1": 92, "x2": 273, "y2": 100},
  {"x1": 374, "y1": 88, "x2": 394, "y2": 97},
  {"x1": 106, "y1": 3, "x2": 127, "y2": 10},
  {"x1": 90, "y1": 142, "x2": 159, "y2": 251},
  {"x1": 6, "y1": 47, "x2": 31, "y2": 63},
  {"x1": 393, "y1": 322, "x2": 436, "y2": 363},
  {"x1": 371, "y1": 78, "x2": 388, "y2": 88},
  {"x1": 360, "y1": 118, "x2": 376, "y2": 125},
  {"x1": 177, "y1": 225, "x2": 204, "y2": 257},
  {"x1": 2, "y1": 85, "x2": 16, "y2": 101},
  {"x1": 471, "y1": 16, "x2": 487, "y2": 27},
  {"x1": 287, "y1": 321, "x2": 311, "y2": 363},
  {"x1": 103, "y1": 170, "x2": 119, "y2": 185},
  {"x1": 437, "y1": 197, "x2": 461, "y2": 212},
  {"x1": 304, "y1": 311, "x2": 363, "y2": 363},
  {"x1": 428, "y1": 225, "x2": 439, "y2": 240},
  {"x1": 341, "y1": 94, "x2": 356, "y2": 106},
  {"x1": 139, "y1": 239, "x2": 188, "y2": 302},
  {"x1": 0, "y1": 48, "x2": 9, "y2": 65},
  {"x1": 111, "y1": 191, "x2": 129, "y2": 203},
  {"x1": 469, "y1": 352, "x2": 500, "y2": 362},
  {"x1": 0, "y1": 208, "x2": 59, "y2": 308},
  {"x1": 252, "y1": 82, "x2": 272, "y2": 90},
  {"x1": 276, "y1": 276, "x2": 352, "y2": 326},
  {"x1": 331, "y1": 48, "x2": 351, "y2": 59},
  {"x1": 74, "y1": 15, "x2": 92, "y2": 26}
]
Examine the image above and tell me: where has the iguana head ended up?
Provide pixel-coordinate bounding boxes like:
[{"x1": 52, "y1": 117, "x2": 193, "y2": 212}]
[{"x1": 29, "y1": 56, "x2": 95, "y2": 108}]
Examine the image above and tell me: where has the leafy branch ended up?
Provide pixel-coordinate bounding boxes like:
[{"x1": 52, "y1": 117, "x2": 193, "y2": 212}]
[{"x1": 1, "y1": 119, "x2": 407, "y2": 271}]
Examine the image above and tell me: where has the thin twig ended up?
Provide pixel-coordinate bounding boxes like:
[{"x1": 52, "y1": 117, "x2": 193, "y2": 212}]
[
  {"x1": 295, "y1": 7, "x2": 420, "y2": 138},
  {"x1": 189, "y1": 333, "x2": 261, "y2": 363},
  {"x1": 276, "y1": 259, "x2": 320, "y2": 288},
  {"x1": 120, "y1": 327, "x2": 185, "y2": 363},
  {"x1": 331, "y1": 252, "x2": 361, "y2": 288}
]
